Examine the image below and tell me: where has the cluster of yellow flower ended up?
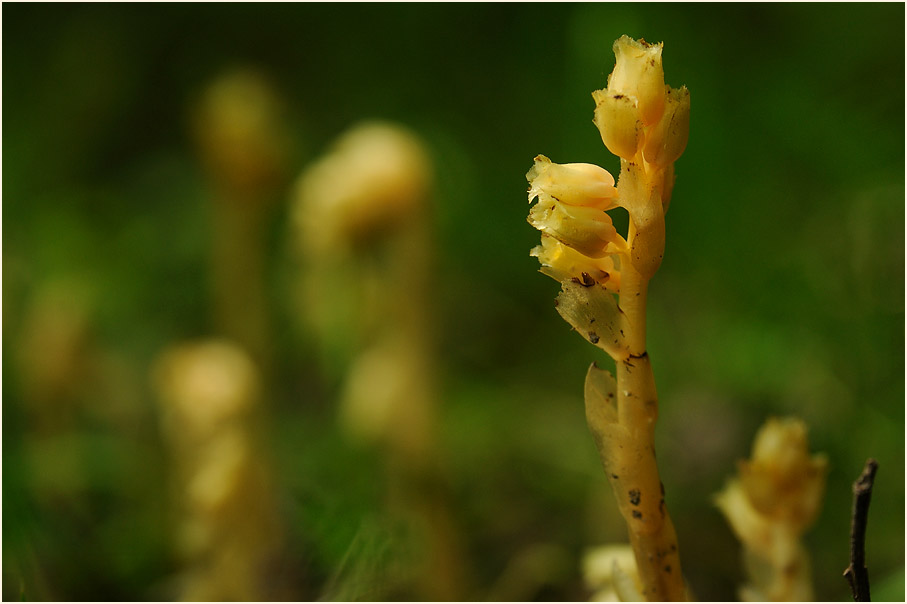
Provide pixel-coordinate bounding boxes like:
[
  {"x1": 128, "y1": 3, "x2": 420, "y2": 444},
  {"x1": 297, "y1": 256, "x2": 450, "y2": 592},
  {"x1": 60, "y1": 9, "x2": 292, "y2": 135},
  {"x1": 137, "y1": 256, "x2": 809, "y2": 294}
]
[{"x1": 528, "y1": 36, "x2": 689, "y2": 301}]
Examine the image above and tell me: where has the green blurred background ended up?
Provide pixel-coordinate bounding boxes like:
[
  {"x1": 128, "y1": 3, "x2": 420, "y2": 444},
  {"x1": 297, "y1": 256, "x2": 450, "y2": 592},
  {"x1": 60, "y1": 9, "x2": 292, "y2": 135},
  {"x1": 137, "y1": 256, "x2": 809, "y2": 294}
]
[{"x1": 3, "y1": 3, "x2": 904, "y2": 601}]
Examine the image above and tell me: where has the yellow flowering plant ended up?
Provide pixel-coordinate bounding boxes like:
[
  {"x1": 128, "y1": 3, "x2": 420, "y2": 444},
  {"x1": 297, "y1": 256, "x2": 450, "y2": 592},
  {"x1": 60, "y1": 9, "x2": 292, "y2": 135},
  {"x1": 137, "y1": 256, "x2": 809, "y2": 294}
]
[{"x1": 527, "y1": 35, "x2": 690, "y2": 601}]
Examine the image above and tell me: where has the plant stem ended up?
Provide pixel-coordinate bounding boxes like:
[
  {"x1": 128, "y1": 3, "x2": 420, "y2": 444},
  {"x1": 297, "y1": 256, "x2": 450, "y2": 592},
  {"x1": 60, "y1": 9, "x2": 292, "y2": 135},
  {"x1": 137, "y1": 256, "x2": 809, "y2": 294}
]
[
  {"x1": 604, "y1": 211, "x2": 686, "y2": 600},
  {"x1": 619, "y1": 235, "x2": 649, "y2": 355},
  {"x1": 609, "y1": 325, "x2": 686, "y2": 601},
  {"x1": 629, "y1": 516, "x2": 685, "y2": 601},
  {"x1": 211, "y1": 191, "x2": 271, "y2": 370}
]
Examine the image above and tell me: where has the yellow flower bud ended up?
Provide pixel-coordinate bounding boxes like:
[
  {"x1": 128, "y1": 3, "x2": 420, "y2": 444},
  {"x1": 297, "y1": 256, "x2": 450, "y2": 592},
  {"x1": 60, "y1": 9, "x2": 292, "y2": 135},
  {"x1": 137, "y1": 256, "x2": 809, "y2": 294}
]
[
  {"x1": 527, "y1": 154, "x2": 618, "y2": 210},
  {"x1": 607, "y1": 36, "x2": 665, "y2": 127},
  {"x1": 592, "y1": 89, "x2": 643, "y2": 160},
  {"x1": 642, "y1": 85, "x2": 690, "y2": 167},
  {"x1": 530, "y1": 235, "x2": 621, "y2": 291}
]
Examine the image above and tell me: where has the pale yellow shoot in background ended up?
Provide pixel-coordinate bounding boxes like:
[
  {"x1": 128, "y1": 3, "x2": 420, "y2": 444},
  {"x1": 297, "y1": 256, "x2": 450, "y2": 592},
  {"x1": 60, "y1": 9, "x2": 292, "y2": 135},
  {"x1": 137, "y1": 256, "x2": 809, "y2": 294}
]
[
  {"x1": 291, "y1": 123, "x2": 464, "y2": 601},
  {"x1": 715, "y1": 417, "x2": 828, "y2": 602},
  {"x1": 192, "y1": 69, "x2": 291, "y2": 371},
  {"x1": 153, "y1": 340, "x2": 285, "y2": 602},
  {"x1": 583, "y1": 543, "x2": 643, "y2": 602}
]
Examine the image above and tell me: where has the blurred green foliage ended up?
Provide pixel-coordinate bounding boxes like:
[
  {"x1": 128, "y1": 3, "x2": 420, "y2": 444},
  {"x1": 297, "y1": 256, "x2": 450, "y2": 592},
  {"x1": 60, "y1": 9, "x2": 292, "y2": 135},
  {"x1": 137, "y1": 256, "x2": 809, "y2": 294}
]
[{"x1": 3, "y1": 3, "x2": 904, "y2": 601}]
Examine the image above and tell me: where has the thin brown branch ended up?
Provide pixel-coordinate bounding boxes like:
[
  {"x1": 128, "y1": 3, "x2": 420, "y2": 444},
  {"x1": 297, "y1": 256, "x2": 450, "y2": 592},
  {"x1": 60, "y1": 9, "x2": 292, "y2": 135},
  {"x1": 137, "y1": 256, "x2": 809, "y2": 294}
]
[{"x1": 843, "y1": 458, "x2": 878, "y2": 602}]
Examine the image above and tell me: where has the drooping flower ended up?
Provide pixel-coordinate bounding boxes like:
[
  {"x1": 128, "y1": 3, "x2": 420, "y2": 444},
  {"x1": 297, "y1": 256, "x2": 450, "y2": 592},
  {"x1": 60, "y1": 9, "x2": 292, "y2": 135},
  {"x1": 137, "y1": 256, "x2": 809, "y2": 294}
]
[
  {"x1": 531, "y1": 235, "x2": 621, "y2": 292},
  {"x1": 527, "y1": 155, "x2": 626, "y2": 259},
  {"x1": 527, "y1": 156, "x2": 618, "y2": 209}
]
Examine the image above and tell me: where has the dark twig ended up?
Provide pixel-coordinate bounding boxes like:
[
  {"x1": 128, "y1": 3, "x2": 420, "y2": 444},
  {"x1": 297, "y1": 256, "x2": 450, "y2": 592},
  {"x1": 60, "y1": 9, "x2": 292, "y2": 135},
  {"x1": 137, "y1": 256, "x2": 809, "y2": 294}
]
[{"x1": 843, "y1": 458, "x2": 878, "y2": 602}]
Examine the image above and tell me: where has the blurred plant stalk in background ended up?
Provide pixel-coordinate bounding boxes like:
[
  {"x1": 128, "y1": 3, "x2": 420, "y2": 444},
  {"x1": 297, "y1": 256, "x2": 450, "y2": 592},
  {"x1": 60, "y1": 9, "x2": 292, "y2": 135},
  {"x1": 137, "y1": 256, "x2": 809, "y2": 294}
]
[
  {"x1": 292, "y1": 122, "x2": 465, "y2": 600},
  {"x1": 16, "y1": 280, "x2": 94, "y2": 437},
  {"x1": 192, "y1": 69, "x2": 291, "y2": 373},
  {"x1": 12, "y1": 277, "x2": 152, "y2": 600},
  {"x1": 154, "y1": 340, "x2": 285, "y2": 601},
  {"x1": 12, "y1": 280, "x2": 95, "y2": 601},
  {"x1": 528, "y1": 35, "x2": 690, "y2": 601},
  {"x1": 144, "y1": 68, "x2": 294, "y2": 601}
]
